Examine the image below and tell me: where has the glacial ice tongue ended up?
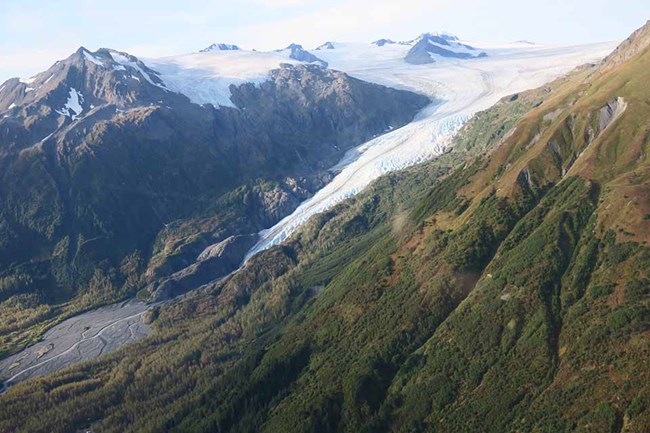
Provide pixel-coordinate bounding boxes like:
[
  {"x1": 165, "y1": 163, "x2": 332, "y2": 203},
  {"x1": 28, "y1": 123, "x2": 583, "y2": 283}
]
[{"x1": 244, "y1": 40, "x2": 618, "y2": 261}]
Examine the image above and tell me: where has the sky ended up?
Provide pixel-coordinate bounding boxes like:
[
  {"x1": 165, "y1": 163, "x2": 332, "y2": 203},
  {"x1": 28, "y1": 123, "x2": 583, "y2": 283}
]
[{"x1": 0, "y1": 0, "x2": 647, "y2": 82}]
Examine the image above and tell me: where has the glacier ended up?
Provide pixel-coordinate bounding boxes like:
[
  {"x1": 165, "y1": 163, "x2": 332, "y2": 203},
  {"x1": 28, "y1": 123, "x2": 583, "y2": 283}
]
[
  {"x1": 119, "y1": 37, "x2": 617, "y2": 261},
  {"x1": 244, "y1": 40, "x2": 618, "y2": 260},
  {"x1": 144, "y1": 50, "x2": 301, "y2": 108}
]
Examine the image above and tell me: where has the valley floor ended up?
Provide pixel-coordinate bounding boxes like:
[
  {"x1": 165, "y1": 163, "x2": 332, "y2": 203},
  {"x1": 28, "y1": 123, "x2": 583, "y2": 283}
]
[{"x1": 0, "y1": 300, "x2": 150, "y2": 392}]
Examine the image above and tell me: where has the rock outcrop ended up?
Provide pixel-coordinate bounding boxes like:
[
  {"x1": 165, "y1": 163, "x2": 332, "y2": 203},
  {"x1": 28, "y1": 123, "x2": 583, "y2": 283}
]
[{"x1": 148, "y1": 234, "x2": 258, "y2": 300}]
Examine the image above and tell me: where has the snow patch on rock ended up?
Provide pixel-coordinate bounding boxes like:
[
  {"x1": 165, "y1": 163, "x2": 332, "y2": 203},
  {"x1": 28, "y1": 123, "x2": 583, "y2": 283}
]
[
  {"x1": 83, "y1": 50, "x2": 104, "y2": 66},
  {"x1": 109, "y1": 51, "x2": 165, "y2": 88},
  {"x1": 56, "y1": 88, "x2": 84, "y2": 120}
]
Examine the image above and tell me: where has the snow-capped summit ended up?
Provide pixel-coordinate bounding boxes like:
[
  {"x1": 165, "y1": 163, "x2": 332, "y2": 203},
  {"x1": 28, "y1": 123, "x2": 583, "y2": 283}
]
[
  {"x1": 200, "y1": 43, "x2": 241, "y2": 52},
  {"x1": 276, "y1": 44, "x2": 328, "y2": 67},
  {"x1": 409, "y1": 32, "x2": 459, "y2": 46},
  {"x1": 401, "y1": 32, "x2": 458, "y2": 46},
  {"x1": 315, "y1": 41, "x2": 336, "y2": 50},
  {"x1": 0, "y1": 46, "x2": 169, "y2": 120},
  {"x1": 404, "y1": 32, "x2": 487, "y2": 64},
  {"x1": 372, "y1": 38, "x2": 396, "y2": 47},
  {"x1": 431, "y1": 31, "x2": 459, "y2": 42}
]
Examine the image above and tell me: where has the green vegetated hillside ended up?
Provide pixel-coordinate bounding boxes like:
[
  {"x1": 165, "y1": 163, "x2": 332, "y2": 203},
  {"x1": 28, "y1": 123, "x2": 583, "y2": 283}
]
[{"x1": 1, "y1": 24, "x2": 649, "y2": 433}]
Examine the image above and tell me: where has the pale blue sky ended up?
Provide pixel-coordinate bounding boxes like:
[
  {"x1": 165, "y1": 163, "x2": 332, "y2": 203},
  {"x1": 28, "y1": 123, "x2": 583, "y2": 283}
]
[{"x1": 0, "y1": 0, "x2": 647, "y2": 82}]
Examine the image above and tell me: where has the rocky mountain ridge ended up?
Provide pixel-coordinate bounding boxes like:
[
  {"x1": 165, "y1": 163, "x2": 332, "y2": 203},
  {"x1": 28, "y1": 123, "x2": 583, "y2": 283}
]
[{"x1": 0, "y1": 47, "x2": 429, "y2": 354}]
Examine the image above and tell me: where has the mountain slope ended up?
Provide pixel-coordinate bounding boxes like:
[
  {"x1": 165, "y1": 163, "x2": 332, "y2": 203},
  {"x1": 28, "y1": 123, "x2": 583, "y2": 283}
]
[{"x1": 0, "y1": 48, "x2": 428, "y2": 357}]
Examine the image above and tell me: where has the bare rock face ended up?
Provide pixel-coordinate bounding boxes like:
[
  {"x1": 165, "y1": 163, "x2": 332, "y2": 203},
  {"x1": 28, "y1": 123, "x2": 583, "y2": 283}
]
[
  {"x1": 197, "y1": 235, "x2": 256, "y2": 262},
  {"x1": 598, "y1": 97, "x2": 627, "y2": 133},
  {"x1": 149, "y1": 234, "x2": 258, "y2": 300},
  {"x1": 0, "y1": 48, "x2": 429, "y2": 306}
]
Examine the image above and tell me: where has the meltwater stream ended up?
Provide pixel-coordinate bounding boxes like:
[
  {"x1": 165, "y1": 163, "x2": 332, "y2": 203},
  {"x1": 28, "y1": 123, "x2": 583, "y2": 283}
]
[{"x1": 0, "y1": 300, "x2": 151, "y2": 393}]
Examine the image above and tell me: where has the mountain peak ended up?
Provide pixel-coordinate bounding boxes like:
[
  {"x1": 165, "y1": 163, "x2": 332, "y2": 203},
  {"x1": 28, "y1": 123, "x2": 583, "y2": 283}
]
[
  {"x1": 0, "y1": 46, "x2": 170, "y2": 124},
  {"x1": 402, "y1": 31, "x2": 459, "y2": 46},
  {"x1": 404, "y1": 32, "x2": 487, "y2": 64},
  {"x1": 276, "y1": 43, "x2": 328, "y2": 67},
  {"x1": 372, "y1": 38, "x2": 395, "y2": 47},
  {"x1": 315, "y1": 41, "x2": 336, "y2": 50},
  {"x1": 416, "y1": 32, "x2": 459, "y2": 46},
  {"x1": 200, "y1": 43, "x2": 241, "y2": 52},
  {"x1": 427, "y1": 31, "x2": 459, "y2": 41}
]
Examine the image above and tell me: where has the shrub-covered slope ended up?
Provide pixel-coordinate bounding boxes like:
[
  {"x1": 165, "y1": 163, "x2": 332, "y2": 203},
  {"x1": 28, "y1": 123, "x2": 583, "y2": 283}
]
[{"x1": 0, "y1": 24, "x2": 649, "y2": 433}]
